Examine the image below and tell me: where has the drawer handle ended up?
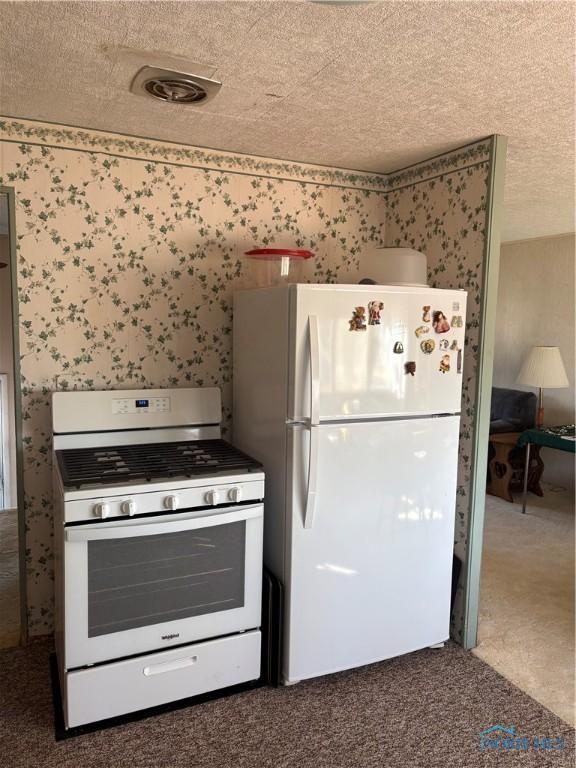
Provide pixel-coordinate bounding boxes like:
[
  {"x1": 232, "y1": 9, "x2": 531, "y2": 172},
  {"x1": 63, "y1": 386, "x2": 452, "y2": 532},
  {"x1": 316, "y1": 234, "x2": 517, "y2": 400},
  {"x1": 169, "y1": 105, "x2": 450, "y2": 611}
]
[{"x1": 143, "y1": 655, "x2": 198, "y2": 677}]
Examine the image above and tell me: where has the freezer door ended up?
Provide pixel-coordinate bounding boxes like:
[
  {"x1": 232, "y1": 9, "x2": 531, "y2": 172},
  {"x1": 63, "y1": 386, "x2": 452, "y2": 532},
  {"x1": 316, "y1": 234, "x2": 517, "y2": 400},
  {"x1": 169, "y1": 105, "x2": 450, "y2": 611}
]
[
  {"x1": 284, "y1": 416, "x2": 459, "y2": 683},
  {"x1": 289, "y1": 284, "x2": 466, "y2": 421}
]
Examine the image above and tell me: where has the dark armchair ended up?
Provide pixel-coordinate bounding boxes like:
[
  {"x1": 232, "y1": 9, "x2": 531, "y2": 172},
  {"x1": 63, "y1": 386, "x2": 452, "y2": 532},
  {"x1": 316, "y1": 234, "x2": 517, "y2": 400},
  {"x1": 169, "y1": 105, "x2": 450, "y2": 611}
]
[
  {"x1": 490, "y1": 387, "x2": 537, "y2": 435},
  {"x1": 487, "y1": 388, "x2": 538, "y2": 496}
]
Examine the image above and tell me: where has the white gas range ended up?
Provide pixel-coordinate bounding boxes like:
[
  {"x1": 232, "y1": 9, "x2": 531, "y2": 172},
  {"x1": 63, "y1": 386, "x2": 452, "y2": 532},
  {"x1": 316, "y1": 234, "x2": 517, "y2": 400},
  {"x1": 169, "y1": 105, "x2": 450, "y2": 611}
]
[{"x1": 52, "y1": 387, "x2": 264, "y2": 729}]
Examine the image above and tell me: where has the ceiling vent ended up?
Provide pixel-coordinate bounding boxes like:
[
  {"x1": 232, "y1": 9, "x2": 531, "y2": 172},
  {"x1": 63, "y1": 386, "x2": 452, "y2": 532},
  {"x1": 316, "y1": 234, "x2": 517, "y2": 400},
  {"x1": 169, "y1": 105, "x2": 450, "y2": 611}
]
[{"x1": 131, "y1": 66, "x2": 221, "y2": 105}]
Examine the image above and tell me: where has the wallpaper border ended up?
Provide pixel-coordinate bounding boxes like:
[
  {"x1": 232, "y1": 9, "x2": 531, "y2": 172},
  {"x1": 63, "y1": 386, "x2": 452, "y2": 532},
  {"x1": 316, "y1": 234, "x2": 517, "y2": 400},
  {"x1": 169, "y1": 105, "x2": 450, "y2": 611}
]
[
  {"x1": 0, "y1": 117, "x2": 492, "y2": 194},
  {"x1": 387, "y1": 139, "x2": 492, "y2": 190},
  {"x1": 0, "y1": 117, "x2": 390, "y2": 192}
]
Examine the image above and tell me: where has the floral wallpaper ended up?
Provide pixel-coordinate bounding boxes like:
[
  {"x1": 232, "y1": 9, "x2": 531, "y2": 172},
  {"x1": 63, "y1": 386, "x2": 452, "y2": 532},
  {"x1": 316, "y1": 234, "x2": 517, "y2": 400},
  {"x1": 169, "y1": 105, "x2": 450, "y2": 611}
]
[
  {"x1": 385, "y1": 138, "x2": 493, "y2": 639},
  {"x1": 0, "y1": 118, "x2": 388, "y2": 635},
  {"x1": 0, "y1": 118, "x2": 494, "y2": 639}
]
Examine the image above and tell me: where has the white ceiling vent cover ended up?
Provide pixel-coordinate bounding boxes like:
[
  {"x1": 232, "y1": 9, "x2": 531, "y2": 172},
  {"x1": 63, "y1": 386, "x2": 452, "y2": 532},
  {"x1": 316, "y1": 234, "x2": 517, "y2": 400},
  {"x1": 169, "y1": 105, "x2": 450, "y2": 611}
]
[{"x1": 130, "y1": 66, "x2": 221, "y2": 105}]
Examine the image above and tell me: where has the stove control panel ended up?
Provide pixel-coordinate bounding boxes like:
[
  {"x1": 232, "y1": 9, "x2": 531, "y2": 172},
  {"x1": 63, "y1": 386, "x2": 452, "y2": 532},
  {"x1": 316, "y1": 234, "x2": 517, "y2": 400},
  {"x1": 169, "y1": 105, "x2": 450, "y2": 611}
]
[
  {"x1": 67, "y1": 477, "x2": 265, "y2": 524},
  {"x1": 112, "y1": 397, "x2": 171, "y2": 415}
]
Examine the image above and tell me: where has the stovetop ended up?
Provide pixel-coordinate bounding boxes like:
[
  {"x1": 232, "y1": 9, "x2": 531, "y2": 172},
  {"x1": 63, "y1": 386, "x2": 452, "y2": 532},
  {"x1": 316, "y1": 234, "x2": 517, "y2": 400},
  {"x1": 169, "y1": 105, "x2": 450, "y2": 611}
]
[{"x1": 55, "y1": 439, "x2": 262, "y2": 490}]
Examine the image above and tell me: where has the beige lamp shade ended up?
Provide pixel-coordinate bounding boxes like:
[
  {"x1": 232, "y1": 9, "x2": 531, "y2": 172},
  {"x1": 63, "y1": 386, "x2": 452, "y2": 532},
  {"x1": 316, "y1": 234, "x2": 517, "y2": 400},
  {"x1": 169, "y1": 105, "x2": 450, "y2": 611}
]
[{"x1": 516, "y1": 346, "x2": 569, "y2": 389}]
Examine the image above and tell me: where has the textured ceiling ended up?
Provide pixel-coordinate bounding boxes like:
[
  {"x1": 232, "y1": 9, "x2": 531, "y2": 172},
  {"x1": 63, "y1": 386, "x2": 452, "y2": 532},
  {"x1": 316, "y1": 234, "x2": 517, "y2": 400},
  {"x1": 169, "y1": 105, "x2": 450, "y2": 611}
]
[{"x1": 0, "y1": 0, "x2": 574, "y2": 241}]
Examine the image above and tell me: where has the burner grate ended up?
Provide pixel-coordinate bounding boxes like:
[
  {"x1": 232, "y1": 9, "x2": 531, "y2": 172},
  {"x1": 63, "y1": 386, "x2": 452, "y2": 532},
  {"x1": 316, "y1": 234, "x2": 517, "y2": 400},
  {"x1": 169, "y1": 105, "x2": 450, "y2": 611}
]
[{"x1": 56, "y1": 439, "x2": 262, "y2": 489}]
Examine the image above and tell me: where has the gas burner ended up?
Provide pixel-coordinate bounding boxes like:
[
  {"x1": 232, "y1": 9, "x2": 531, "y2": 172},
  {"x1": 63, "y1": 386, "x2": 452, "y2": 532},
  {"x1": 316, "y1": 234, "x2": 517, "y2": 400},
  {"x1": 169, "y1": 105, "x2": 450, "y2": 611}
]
[{"x1": 56, "y1": 439, "x2": 262, "y2": 489}]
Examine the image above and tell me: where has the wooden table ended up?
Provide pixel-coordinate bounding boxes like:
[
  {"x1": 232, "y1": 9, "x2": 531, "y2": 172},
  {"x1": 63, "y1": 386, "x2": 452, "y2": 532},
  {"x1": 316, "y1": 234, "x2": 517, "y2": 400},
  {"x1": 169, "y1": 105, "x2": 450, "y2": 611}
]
[
  {"x1": 488, "y1": 432, "x2": 543, "y2": 504},
  {"x1": 488, "y1": 432, "x2": 520, "y2": 502},
  {"x1": 517, "y1": 426, "x2": 576, "y2": 513}
]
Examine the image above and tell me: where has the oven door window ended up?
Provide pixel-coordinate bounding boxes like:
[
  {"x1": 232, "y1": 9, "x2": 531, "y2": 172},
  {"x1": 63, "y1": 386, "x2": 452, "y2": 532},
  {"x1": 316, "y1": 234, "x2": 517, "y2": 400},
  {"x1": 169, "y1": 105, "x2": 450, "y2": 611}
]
[{"x1": 87, "y1": 521, "x2": 245, "y2": 637}]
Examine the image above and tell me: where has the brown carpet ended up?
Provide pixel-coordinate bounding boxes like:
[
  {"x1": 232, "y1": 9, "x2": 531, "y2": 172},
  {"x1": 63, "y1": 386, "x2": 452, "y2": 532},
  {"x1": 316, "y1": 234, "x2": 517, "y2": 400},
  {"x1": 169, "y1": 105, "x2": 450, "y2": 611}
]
[{"x1": 0, "y1": 639, "x2": 573, "y2": 768}]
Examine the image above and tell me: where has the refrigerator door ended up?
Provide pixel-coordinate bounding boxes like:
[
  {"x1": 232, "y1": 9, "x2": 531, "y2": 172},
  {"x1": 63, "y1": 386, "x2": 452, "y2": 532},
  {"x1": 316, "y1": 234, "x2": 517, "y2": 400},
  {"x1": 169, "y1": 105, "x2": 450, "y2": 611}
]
[
  {"x1": 289, "y1": 284, "x2": 466, "y2": 422},
  {"x1": 285, "y1": 415, "x2": 459, "y2": 683}
]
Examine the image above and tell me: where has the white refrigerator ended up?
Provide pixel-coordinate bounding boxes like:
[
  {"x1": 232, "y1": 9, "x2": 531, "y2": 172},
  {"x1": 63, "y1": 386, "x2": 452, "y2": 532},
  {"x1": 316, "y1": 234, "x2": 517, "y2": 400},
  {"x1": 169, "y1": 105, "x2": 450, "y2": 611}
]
[{"x1": 233, "y1": 283, "x2": 466, "y2": 684}]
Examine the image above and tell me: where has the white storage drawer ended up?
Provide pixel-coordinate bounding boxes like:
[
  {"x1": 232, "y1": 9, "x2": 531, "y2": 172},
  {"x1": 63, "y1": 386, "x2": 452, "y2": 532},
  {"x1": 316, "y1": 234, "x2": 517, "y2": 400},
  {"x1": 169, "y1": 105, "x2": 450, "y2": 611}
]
[{"x1": 65, "y1": 630, "x2": 261, "y2": 728}]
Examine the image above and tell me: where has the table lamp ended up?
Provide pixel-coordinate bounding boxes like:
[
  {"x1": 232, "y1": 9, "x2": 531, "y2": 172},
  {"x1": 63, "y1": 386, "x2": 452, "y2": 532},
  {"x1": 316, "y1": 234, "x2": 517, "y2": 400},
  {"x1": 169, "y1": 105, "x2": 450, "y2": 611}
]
[{"x1": 516, "y1": 346, "x2": 569, "y2": 428}]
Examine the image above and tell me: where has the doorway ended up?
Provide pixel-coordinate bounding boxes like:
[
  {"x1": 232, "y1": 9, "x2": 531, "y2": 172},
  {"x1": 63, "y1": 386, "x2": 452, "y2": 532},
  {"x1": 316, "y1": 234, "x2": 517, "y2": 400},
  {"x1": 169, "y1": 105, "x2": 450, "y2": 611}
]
[
  {"x1": 0, "y1": 189, "x2": 25, "y2": 648},
  {"x1": 473, "y1": 235, "x2": 575, "y2": 725}
]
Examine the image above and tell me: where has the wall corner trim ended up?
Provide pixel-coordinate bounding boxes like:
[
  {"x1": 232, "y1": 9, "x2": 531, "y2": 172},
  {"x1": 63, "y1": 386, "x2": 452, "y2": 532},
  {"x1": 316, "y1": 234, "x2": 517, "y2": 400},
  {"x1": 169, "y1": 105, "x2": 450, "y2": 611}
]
[
  {"x1": 461, "y1": 134, "x2": 508, "y2": 650},
  {"x1": 0, "y1": 184, "x2": 28, "y2": 645}
]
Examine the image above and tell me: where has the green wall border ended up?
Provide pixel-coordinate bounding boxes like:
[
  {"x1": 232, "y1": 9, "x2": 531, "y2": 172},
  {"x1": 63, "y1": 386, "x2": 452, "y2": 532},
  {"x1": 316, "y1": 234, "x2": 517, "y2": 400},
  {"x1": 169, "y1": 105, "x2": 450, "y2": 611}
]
[
  {"x1": 461, "y1": 135, "x2": 508, "y2": 649},
  {"x1": 0, "y1": 184, "x2": 28, "y2": 644}
]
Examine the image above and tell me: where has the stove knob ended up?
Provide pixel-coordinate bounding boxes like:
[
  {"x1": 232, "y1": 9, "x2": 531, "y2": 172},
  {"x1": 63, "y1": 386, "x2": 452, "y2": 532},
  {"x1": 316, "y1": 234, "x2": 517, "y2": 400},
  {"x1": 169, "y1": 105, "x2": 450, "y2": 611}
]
[
  {"x1": 228, "y1": 487, "x2": 243, "y2": 502},
  {"x1": 205, "y1": 490, "x2": 220, "y2": 506},
  {"x1": 94, "y1": 502, "x2": 110, "y2": 519},
  {"x1": 121, "y1": 500, "x2": 137, "y2": 517},
  {"x1": 164, "y1": 495, "x2": 179, "y2": 511}
]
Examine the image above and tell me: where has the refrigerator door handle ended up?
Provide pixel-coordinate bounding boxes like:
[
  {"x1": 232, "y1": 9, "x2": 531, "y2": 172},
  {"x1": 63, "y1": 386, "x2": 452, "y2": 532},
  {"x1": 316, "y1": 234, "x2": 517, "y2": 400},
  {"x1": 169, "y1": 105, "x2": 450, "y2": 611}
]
[
  {"x1": 308, "y1": 315, "x2": 320, "y2": 426},
  {"x1": 304, "y1": 425, "x2": 319, "y2": 529}
]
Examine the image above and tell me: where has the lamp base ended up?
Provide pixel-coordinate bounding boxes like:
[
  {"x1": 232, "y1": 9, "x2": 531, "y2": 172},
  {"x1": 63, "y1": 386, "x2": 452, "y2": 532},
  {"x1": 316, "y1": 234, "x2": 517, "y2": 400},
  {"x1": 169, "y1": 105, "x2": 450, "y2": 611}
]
[{"x1": 536, "y1": 388, "x2": 544, "y2": 429}]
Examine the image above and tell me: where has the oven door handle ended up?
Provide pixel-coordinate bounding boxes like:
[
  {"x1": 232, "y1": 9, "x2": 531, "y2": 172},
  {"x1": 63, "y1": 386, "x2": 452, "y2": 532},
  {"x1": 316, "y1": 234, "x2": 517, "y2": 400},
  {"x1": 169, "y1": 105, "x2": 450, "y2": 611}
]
[{"x1": 65, "y1": 505, "x2": 262, "y2": 542}]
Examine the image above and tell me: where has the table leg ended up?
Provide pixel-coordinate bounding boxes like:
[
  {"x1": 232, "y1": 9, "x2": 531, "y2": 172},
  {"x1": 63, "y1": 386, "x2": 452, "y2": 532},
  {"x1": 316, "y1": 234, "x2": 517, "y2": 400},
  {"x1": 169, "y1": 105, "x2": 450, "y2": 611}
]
[
  {"x1": 527, "y1": 446, "x2": 544, "y2": 497},
  {"x1": 488, "y1": 442, "x2": 515, "y2": 502},
  {"x1": 522, "y1": 443, "x2": 531, "y2": 514}
]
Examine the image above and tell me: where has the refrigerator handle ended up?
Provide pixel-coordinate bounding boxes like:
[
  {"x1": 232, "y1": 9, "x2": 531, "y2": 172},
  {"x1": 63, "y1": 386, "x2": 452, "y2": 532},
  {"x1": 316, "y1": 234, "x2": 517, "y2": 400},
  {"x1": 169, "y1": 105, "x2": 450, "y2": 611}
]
[
  {"x1": 304, "y1": 425, "x2": 319, "y2": 529},
  {"x1": 308, "y1": 315, "x2": 320, "y2": 426}
]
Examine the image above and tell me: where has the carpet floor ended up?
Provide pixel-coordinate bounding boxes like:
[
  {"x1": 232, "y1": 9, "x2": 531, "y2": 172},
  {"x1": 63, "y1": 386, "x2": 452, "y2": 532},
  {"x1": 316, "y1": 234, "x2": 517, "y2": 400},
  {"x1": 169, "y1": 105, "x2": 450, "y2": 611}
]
[
  {"x1": 475, "y1": 485, "x2": 575, "y2": 725},
  {"x1": 0, "y1": 639, "x2": 573, "y2": 768}
]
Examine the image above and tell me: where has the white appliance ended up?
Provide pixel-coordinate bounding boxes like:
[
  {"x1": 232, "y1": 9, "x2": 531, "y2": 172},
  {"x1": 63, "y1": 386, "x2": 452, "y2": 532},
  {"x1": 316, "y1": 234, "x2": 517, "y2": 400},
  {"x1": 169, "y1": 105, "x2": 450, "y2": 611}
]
[
  {"x1": 362, "y1": 247, "x2": 428, "y2": 286},
  {"x1": 52, "y1": 387, "x2": 264, "y2": 728},
  {"x1": 233, "y1": 284, "x2": 466, "y2": 684}
]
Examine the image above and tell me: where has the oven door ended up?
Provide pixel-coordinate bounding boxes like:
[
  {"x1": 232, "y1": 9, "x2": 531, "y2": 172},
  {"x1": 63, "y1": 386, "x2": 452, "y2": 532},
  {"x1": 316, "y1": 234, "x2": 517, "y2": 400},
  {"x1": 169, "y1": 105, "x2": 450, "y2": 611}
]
[{"x1": 63, "y1": 504, "x2": 263, "y2": 669}]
